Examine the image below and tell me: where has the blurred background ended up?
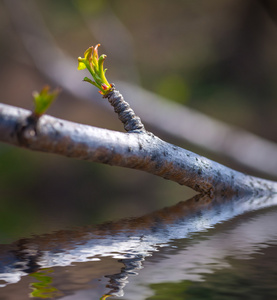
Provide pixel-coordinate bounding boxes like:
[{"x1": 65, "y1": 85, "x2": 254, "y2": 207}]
[{"x1": 1, "y1": 0, "x2": 277, "y2": 243}]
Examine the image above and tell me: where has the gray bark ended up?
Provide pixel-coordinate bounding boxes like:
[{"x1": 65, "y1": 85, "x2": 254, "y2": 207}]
[
  {"x1": 104, "y1": 88, "x2": 145, "y2": 133},
  {"x1": 0, "y1": 103, "x2": 276, "y2": 197}
]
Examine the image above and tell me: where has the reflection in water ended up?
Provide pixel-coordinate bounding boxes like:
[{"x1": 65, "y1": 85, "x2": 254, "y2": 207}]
[
  {"x1": 29, "y1": 268, "x2": 62, "y2": 298},
  {"x1": 0, "y1": 193, "x2": 277, "y2": 299},
  {"x1": 123, "y1": 208, "x2": 277, "y2": 299}
]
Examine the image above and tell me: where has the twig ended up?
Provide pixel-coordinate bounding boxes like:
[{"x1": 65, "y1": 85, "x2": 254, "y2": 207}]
[{"x1": 104, "y1": 87, "x2": 145, "y2": 132}]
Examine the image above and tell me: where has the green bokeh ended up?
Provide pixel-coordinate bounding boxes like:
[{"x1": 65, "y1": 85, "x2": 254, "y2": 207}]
[{"x1": 155, "y1": 75, "x2": 190, "y2": 104}]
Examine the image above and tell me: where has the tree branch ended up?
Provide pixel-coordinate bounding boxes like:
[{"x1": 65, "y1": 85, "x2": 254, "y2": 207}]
[
  {"x1": 2, "y1": 0, "x2": 277, "y2": 196},
  {"x1": 4, "y1": 0, "x2": 277, "y2": 177},
  {"x1": 0, "y1": 103, "x2": 276, "y2": 197}
]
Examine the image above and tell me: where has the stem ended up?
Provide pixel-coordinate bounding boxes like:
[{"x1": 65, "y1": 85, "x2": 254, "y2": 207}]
[{"x1": 104, "y1": 87, "x2": 146, "y2": 133}]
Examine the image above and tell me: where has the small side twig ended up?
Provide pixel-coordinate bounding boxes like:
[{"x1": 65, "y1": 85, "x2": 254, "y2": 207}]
[
  {"x1": 104, "y1": 86, "x2": 145, "y2": 133},
  {"x1": 78, "y1": 45, "x2": 146, "y2": 133}
]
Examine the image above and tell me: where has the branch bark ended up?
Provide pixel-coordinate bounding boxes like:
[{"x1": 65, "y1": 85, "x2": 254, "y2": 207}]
[
  {"x1": 104, "y1": 88, "x2": 145, "y2": 133},
  {"x1": 0, "y1": 103, "x2": 276, "y2": 197}
]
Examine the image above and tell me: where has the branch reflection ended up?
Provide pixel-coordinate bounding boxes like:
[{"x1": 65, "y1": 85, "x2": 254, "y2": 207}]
[{"x1": 1, "y1": 193, "x2": 277, "y2": 299}]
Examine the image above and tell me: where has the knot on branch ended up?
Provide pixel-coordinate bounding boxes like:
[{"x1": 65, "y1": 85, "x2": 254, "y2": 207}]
[
  {"x1": 16, "y1": 113, "x2": 39, "y2": 146},
  {"x1": 104, "y1": 87, "x2": 146, "y2": 133}
]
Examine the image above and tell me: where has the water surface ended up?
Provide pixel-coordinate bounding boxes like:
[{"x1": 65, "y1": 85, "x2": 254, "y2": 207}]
[{"x1": 1, "y1": 193, "x2": 277, "y2": 299}]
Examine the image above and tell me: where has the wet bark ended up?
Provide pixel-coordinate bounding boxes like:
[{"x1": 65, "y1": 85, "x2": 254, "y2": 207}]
[{"x1": 0, "y1": 102, "x2": 276, "y2": 197}]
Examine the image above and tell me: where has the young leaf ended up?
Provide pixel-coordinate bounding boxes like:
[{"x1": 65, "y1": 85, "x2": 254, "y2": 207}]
[
  {"x1": 32, "y1": 86, "x2": 60, "y2": 117},
  {"x1": 78, "y1": 44, "x2": 113, "y2": 95}
]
